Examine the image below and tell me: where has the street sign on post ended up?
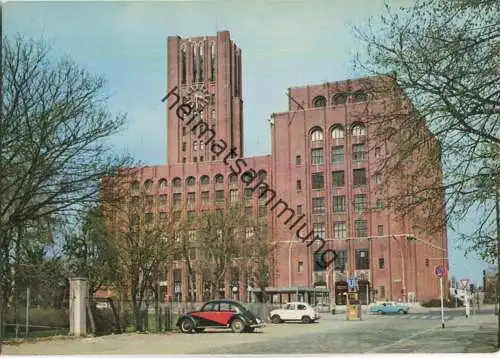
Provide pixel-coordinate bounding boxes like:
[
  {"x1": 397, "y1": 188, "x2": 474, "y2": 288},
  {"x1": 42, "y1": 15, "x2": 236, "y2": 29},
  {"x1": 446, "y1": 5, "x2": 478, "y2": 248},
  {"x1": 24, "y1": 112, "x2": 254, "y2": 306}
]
[
  {"x1": 434, "y1": 265, "x2": 447, "y2": 278},
  {"x1": 433, "y1": 265, "x2": 447, "y2": 329},
  {"x1": 460, "y1": 279, "x2": 469, "y2": 288}
]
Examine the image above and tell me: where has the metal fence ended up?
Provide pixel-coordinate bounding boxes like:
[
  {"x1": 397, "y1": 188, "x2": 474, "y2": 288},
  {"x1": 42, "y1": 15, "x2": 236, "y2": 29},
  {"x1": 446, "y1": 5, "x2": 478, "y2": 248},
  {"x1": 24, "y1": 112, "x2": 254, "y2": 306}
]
[
  {"x1": 2, "y1": 287, "x2": 69, "y2": 340},
  {"x1": 2, "y1": 294, "x2": 333, "y2": 340}
]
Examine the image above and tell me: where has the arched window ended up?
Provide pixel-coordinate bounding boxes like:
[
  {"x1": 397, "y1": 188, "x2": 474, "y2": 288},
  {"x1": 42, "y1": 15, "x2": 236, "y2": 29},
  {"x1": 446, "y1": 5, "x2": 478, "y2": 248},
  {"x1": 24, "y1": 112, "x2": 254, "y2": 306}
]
[
  {"x1": 173, "y1": 177, "x2": 182, "y2": 187},
  {"x1": 257, "y1": 170, "x2": 267, "y2": 182},
  {"x1": 312, "y1": 96, "x2": 326, "y2": 108},
  {"x1": 193, "y1": 141, "x2": 198, "y2": 151},
  {"x1": 144, "y1": 179, "x2": 153, "y2": 191},
  {"x1": 241, "y1": 171, "x2": 254, "y2": 183},
  {"x1": 131, "y1": 180, "x2": 140, "y2": 194},
  {"x1": 352, "y1": 123, "x2": 366, "y2": 136},
  {"x1": 158, "y1": 178, "x2": 167, "y2": 190},
  {"x1": 200, "y1": 175, "x2": 210, "y2": 185},
  {"x1": 354, "y1": 91, "x2": 368, "y2": 102},
  {"x1": 331, "y1": 125, "x2": 345, "y2": 139},
  {"x1": 211, "y1": 109, "x2": 216, "y2": 123},
  {"x1": 229, "y1": 173, "x2": 238, "y2": 183},
  {"x1": 200, "y1": 141, "x2": 205, "y2": 150},
  {"x1": 333, "y1": 93, "x2": 347, "y2": 105},
  {"x1": 186, "y1": 176, "x2": 196, "y2": 186},
  {"x1": 310, "y1": 128, "x2": 324, "y2": 142},
  {"x1": 214, "y1": 174, "x2": 224, "y2": 184}
]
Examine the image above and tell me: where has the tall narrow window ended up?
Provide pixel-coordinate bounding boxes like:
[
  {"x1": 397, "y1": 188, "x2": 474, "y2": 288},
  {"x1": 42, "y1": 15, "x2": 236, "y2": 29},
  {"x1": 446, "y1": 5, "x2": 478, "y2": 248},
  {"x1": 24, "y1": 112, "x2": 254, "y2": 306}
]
[
  {"x1": 312, "y1": 172, "x2": 325, "y2": 190},
  {"x1": 192, "y1": 45, "x2": 197, "y2": 82},
  {"x1": 334, "y1": 222, "x2": 346, "y2": 239},
  {"x1": 311, "y1": 148, "x2": 324, "y2": 165},
  {"x1": 355, "y1": 249, "x2": 370, "y2": 270},
  {"x1": 235, "y1": 54, "x2": 239, "y2": 95},
  {"x1": 211, "y1": 109, "x2": 216, "y2": 123},
  {"x1": 211, "y1": 43, "x2": 216, "y2": 81},
  {"x1": 312, "y1": 197, "x2": 325, "y2": 214},
  {"x1": 181, "y1": 46, "x2": 187, "y2": 84},
  {"x1": 198, "y1": 44, "x2": 204, "y2": 81}
]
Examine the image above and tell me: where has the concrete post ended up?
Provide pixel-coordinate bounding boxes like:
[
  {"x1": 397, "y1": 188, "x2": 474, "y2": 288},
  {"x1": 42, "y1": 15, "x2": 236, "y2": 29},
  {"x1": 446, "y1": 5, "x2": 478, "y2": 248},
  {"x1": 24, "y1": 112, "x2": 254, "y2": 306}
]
[{"x1": 69, "y1": 277, "x2": 87, "y2": 336}]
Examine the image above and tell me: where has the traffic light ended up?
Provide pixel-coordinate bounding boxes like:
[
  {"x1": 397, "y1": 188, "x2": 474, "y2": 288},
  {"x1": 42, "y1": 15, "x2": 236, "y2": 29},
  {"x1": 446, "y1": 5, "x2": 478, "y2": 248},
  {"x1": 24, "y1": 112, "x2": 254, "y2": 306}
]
[
  {"x1": 425, "y1": 258, "x2": 429, "y2": 267},
  {"x1": 469, "y1": 284, "x2": 475, "y2": 293}
]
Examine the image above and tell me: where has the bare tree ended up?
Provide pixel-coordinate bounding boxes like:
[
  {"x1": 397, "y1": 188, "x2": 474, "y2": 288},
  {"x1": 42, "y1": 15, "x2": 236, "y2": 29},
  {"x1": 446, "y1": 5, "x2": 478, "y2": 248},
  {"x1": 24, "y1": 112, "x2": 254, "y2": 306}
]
[
  {"x1": 242, "y1": 218, "x2": 277, "y2": 303},
  {"x1": 194, "y1": 204, "x2": 248, "y2": 300},
  {"x1": 352, "y1": 0, "x2": 499, "y2": 261},
  {"x1": 63, "y1": 206, "x2": 121, "y2": 313},
  {"x1": 102, "y1": 174, "x2": 176, "y2": 332},
  {"x1": 0, "y1": 35, "x2": 131, "y2": 342}
]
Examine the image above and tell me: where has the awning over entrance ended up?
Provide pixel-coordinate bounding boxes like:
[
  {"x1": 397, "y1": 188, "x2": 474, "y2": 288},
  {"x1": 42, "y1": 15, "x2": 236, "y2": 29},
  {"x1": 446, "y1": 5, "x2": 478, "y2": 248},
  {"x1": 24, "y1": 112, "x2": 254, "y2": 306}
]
[{"x1": 250, "y1": 286, "x2": 330, "y2": 305}]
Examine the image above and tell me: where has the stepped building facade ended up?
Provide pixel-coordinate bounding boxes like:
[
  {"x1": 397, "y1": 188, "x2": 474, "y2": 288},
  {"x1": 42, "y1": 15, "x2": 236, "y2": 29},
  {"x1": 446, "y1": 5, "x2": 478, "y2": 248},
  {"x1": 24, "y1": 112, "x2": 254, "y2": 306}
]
[{"x1": 122, "y1": 30, "x2": 449, "y2": 305}]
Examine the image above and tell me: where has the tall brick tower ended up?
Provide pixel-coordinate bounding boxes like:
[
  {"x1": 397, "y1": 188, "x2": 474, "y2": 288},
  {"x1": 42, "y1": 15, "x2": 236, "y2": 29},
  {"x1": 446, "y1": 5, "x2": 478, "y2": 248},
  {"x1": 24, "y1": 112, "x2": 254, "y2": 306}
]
[{"x1": 166, "y1": 31, "x2": 244, "y2": 164}]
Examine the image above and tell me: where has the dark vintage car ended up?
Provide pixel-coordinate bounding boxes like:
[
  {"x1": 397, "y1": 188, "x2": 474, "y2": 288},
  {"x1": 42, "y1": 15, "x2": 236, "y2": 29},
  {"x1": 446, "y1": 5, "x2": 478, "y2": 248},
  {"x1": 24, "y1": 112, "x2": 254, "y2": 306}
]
[{"x1": 176, "y1": 299, "x2": 265, "y2": 333}]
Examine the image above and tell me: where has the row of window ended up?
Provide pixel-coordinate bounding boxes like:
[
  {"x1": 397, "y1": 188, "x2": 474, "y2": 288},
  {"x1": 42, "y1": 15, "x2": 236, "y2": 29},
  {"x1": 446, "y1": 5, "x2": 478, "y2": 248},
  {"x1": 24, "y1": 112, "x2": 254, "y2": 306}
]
[
  {"x1": 297, "y1": 168, "x2": 382, "y2": 191},
  {"x1": 307, "y1": 143, "x2": 380, "y2": 165},
  {"x1": 310, "y1": 123, "x2": 365, "y2": 142},
  {"x1": 310, "y1": 250, "x2": 388, "y2": 272},
  {"x1": 310, "y1": 221, "x2": 385, "y2": 240},
  {"x1": 180, "y1": 42, "x2": 216, "y2": 84},
  {"x1": 131, "y1": 170, "x2": 267, "y2": 193},
  {"x1": 137, "y1": 187, "x2": 384, "y2": 215},
  {"x1": 311, "y1": 91, "x2": 369, "y2": 109},
  {"x1": 310, "y1": 195, "x2": 384, "y2": 213},
  {"x1": 311, "y1": 247, "x2": 371, "y2": 272}
]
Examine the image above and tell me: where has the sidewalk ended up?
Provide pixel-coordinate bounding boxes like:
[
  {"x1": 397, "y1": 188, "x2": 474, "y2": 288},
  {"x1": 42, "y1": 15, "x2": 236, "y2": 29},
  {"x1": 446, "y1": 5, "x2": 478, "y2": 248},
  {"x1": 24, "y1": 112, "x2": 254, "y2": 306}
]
[
  {"x1": 464, "y1": 318, "x2": 498, "y2": 353},
  {"x1": 369, "y1": 313, "x2": 498, "y2": 353}
]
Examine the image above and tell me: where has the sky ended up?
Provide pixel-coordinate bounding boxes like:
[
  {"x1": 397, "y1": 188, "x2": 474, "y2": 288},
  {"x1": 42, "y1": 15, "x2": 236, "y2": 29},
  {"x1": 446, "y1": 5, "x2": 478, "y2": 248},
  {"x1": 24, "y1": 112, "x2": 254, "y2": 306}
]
[{"x1": 3, "y1": 0, "x2": 488, "y2": 285}]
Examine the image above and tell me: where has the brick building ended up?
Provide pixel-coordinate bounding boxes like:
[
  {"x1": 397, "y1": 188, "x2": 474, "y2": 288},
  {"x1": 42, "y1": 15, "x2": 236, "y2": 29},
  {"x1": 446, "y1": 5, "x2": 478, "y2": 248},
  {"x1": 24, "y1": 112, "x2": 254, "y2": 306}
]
[{"x1": 118, "y1": 30, "x2": 448, "y2": 304}]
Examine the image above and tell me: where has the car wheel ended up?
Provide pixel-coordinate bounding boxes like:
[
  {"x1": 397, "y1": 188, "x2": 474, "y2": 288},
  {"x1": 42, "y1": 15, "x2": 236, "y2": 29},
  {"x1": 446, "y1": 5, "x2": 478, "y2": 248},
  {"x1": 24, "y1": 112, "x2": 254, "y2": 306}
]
[
  {"x1": 179, "y1": 319, "x2": 194, "y2": 333},
  {"x1": 403, "y1": 311, "x2": 408, "y2": 315},
  {"x1": 194, "y1": 328, "x2": 205, "y2": 333},
  {"x1": 301, "y1": 315, "x2": 312, "y2": 324},
  {"x1": 398, "y1": 309, "x2": 405, "y2": 314},
  {"x1": 231, "y1": 318, "x2": 246, "y2": 333},
  {"x1": 271, "y1": 315, "x2": 282, "y2": 324},
  {"x1": 378, "y1": 310, "x2": 384, "y2": 315}
]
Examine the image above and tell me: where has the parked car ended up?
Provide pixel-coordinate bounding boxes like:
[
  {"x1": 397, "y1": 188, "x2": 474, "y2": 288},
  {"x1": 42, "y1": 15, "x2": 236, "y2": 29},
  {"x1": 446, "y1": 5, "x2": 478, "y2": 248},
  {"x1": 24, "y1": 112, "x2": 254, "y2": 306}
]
[
  {"x1": 270, "y1": 301, "x2": 320, "y2": 323},
  {"x1": 369, "y1": 301, "x2": 409, "y2": 314},
  {"x1": 176, "y1": 299, "x2": 264, "y2": 333}
]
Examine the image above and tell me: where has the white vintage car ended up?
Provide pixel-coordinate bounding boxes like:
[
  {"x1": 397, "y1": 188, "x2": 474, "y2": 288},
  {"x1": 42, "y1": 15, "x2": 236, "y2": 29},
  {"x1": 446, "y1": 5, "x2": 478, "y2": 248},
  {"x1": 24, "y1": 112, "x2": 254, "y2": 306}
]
[{"x1": 269, "y1": 302, "x2": 320, "y2": 324}]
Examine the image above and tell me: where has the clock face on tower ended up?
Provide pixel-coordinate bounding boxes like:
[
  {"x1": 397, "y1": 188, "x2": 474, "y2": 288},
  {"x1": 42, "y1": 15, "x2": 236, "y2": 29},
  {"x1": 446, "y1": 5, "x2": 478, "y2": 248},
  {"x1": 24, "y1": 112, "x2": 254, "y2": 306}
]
[{"x1": 184, "y1": 84, "x2": 210, "y2": 113}]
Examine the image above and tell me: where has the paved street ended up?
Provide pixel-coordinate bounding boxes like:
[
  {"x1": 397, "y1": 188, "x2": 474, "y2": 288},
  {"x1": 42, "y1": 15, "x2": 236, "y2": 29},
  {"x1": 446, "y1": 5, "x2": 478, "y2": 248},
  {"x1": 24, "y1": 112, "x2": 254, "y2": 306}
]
[{"x1": 3, "y1": 310, "x2": 497, "y2": 354}]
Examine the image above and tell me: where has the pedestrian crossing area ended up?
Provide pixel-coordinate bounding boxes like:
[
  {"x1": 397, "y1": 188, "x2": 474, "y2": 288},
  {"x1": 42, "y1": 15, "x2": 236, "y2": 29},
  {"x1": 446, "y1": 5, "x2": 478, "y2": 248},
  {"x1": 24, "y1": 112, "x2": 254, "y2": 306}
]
[{"x1": 392, "y1": 314, "x2": 454, "y2": 321}]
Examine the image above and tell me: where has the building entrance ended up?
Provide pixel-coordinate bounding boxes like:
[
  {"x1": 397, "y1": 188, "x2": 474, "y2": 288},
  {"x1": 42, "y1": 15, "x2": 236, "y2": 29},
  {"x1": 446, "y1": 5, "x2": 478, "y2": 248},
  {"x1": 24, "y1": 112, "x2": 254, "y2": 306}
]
[{"x1": 335, "y1": 281, "x2": 348, "y2": 305}]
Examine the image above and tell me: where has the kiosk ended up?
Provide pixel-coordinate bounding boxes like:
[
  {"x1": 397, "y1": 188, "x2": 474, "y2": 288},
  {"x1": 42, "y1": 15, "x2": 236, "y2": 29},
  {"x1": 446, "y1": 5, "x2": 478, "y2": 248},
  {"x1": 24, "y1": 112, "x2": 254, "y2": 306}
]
[{"x1": 346, "y1": 278, "x2": 362, "y2": 321}]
